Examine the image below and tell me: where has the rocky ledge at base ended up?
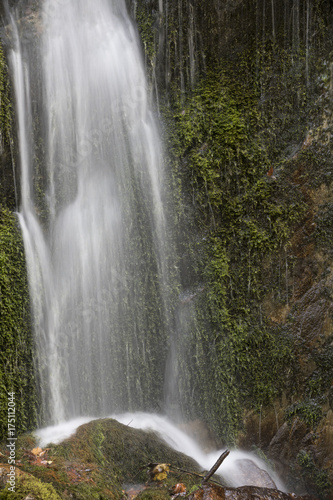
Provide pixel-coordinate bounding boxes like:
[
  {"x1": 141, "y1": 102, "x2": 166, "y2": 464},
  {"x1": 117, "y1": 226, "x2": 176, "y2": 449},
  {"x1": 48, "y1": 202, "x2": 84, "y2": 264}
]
[
  {"x1": 0, "y1": 419, "x2": 317, "y2": 499},
  {"x1": 187, "y1": 483, "x2": 315, "y2": 500}
]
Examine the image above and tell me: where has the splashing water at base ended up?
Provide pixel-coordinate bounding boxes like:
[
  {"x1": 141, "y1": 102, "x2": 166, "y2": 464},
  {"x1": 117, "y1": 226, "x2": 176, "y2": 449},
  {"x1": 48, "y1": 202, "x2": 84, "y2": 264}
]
[
  {"x1": 35, "y1": 413, "x2": 286, "y2": 491},
  {"x1": 114, "y1": 413, "x2": 286, "y2": 491},
  {"x1": 35, "y1": 416, "x2": 96, "y2": 448}
]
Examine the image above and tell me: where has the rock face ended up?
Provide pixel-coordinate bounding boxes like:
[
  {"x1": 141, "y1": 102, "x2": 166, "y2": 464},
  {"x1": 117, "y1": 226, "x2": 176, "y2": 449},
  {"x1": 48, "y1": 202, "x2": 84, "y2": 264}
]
[{"x1": 131, "y1": 1, "x2": 333, "y2": 497}]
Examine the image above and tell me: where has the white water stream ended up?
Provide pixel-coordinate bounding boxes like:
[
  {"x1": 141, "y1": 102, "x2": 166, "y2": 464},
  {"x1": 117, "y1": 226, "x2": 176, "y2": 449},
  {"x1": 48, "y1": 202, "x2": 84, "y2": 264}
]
[{"x1": 9, "y1": 0, "x2": 174, "y2": 424}]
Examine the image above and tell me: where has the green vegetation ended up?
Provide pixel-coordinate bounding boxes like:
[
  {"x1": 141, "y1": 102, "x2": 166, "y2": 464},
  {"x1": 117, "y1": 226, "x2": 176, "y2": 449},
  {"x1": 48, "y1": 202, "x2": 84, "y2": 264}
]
[
  {"x1": 0, "y1": 418, "x2": 200, "y2": 499},
  {"x1": 135, "y1": 5, "x2": 155, "y2": 71},
  {"x1": 297, "y1": 450, "x2": 332, "y2": 500},
  {"x1": 163, "y1": 67, "x2": 301, "y2": 442},
  {"x1": 0, "y1": 41, "x2": 16, "y2": 210},
  {"x1": 315, "y1": 202, "x2": 333, "y2": 255},
  {"x1": 0, "y1": 42, "x2": 12, "y2": 146},
  {"x1": 285, "y1": 400, "x2": 323, "y2": 429},
  {"x1": 138, "y1": 0, "x2": 333, "y2": 451},
  {"x1": 0, "y1": 474, "x2": 61, "y2": 500},
  {"x1": 0, "y1": 208, "x2": 37, "y2": 439}
]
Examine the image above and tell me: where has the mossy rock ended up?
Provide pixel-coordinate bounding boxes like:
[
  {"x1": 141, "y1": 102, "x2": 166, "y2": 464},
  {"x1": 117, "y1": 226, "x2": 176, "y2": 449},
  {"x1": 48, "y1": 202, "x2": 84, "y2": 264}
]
[
  {"x1": 0, "y1": 208, "x2": 37, "y2": 440},
  {"x1": 0, "y1": 418, "x2": 201, "y2": 499},
  {"x1": 0, "y1": 471, "x2": 61, "y2": 500},
  {"x1": 49, "y1": 418, "x2": 199, "y2": 483},
  {"x1": 135, "y1": 487, "x2": 170, "y2": 500}
]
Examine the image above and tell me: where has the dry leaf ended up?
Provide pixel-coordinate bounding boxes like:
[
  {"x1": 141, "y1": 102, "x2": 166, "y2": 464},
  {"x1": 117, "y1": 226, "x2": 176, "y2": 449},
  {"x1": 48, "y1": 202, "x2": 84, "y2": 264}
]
[
  {"x1": 171, "y1": 483, "x2": 186, "y2": 494},
  {"x1": 31, "y1": 447, "x2": 43, "y2": 456},
  {"x1": 149, "y1": 463, "x2": 170, "y2": 482}
]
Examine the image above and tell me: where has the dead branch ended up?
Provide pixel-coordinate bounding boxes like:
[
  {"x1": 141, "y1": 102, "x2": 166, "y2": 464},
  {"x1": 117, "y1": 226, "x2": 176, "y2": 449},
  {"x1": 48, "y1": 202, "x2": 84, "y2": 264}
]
[{"x1": 201, "y1": 450, "x2": 230, "y2": 485}]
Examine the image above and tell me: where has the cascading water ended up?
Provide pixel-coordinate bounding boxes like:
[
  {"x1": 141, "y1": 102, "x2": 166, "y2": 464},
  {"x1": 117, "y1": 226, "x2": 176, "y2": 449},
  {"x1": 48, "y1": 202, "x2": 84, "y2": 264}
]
[
  {"x1": 5, "y1": 3, "x2": 290, "y2": 492},
  {"x1": 8, "y1": 0, "x2": 175, "y2": 425}
]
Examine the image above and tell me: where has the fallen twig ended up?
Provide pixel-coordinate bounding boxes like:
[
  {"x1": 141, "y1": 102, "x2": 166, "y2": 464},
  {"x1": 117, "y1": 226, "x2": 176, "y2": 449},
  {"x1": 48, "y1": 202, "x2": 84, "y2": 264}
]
[
  {"x1": 168, "y1": 465, "x2": 204, "y2": 480},
  {"x1": 201, "y1": 450, "x2": 230, "y2": 485},
  {"x1": 169, "y1": 465, "x2": 224, "y2": 488},
  {"x1": 143, "y1": 454, "x2": 230, "y2": 489}
]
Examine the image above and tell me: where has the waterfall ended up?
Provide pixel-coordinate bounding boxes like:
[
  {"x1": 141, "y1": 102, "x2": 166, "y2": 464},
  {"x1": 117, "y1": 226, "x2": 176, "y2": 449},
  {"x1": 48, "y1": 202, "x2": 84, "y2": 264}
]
[{"x1": 9, "y1": 0, "x2": 175, "y2": 425}]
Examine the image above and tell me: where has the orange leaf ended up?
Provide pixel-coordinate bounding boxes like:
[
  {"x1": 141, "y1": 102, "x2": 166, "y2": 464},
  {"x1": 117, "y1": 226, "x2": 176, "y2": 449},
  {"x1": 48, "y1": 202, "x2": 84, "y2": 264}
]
[{"x1": 172, "y1": 483, "x2": 186, "y2": 494}]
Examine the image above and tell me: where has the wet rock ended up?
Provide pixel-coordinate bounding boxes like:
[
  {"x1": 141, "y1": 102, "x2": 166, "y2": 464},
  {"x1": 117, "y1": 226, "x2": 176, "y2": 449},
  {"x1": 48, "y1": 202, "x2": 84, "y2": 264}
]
[
  {"x1": 188, "y1": 483, "x2": 315, "y2": 500},
  {"x1": 238, "y1": 409, "x2": 281, "y2": 449},
  {"x1": 181, "y1": 420, "x2": 221, "y2": 452},
  {"x1": 292, "y1": 280, "x2": 329, "y2": 346},
  {"x1": 0, "y1": 466, "x2": 8, "y2": 488},
  {"x1": 123, "y1": 483, "x2": 147, "y2": 499},
  {"x1": 268, "y1": 416, "x2": 333, "y2": 497},
  {"x1": 230, "y1": 459, "x2": 277, "y2": 489},
  {"x1": 269, "y1": 419, "x2": 308, "y2": 464}
]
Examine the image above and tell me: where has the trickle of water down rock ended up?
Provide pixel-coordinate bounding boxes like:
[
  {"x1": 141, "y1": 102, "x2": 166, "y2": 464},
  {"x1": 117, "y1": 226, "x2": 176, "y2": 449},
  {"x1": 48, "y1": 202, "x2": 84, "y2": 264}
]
[{"x1": 9, "y1": 0, "x2": 175, "y2": 425}]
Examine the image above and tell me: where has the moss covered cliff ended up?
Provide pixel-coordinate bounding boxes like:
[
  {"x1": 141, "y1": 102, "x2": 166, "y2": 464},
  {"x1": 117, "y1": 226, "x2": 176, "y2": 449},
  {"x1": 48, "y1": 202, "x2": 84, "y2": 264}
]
[
  {"x1": 132, "y1": 0, "x2": 333, "y2": 497},
  {"x1": 0, "y1": 41, "x2": 37, "y2": 440},
  {"x1": 0, "y1": 206, "x2": 38, "y2": 439},
  {"x1": 0, "y1": 40, "x2": 16, "y2": 211}
]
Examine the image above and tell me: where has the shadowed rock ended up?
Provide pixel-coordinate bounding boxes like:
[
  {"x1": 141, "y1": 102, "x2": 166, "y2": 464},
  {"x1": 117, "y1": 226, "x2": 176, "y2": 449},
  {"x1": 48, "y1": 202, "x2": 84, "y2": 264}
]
[{"x1": 188, "y1": 483, "x2": 316, "y2": 500}]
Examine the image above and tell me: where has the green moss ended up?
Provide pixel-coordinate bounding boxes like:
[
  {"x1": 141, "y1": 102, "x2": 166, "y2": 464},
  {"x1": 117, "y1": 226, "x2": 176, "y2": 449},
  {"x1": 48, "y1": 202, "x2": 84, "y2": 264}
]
[
  {"x1": 0, "y1": 40, "x2": 16, "y2": 210},
  {"x1": 315, "y1": 202, "x2": 333, "y2": 256},
  {"x1": 163, "y1": 66, "x2": 299, "y2": 443},
  {"x1": 0, "y1": 208, "x2": 38, "y2": 439},
  {"x1": 0, "y1": 42, "x2": 12, "y2": 148},
  {"x1": 0, "y1": 419, "x2": 201, "y2": 499},
  {"x1": 151, "y1": 0, "x2": 332, "y2": 444},
  {"x1": 0, "y1": 473, "x2": 61, "y2": 500},
  {"x1": 135, "y1": 6, "x2": 155, "y2": 72},
  {"x1": 297, "y1": 451, "x2": 332, "y2": 500},
  {"x1": 135, "y1": 488, "x2": 170, "y2": 500},
  {"x1": 285, "y1": 400, "x2": 323, "y2": 429}
]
